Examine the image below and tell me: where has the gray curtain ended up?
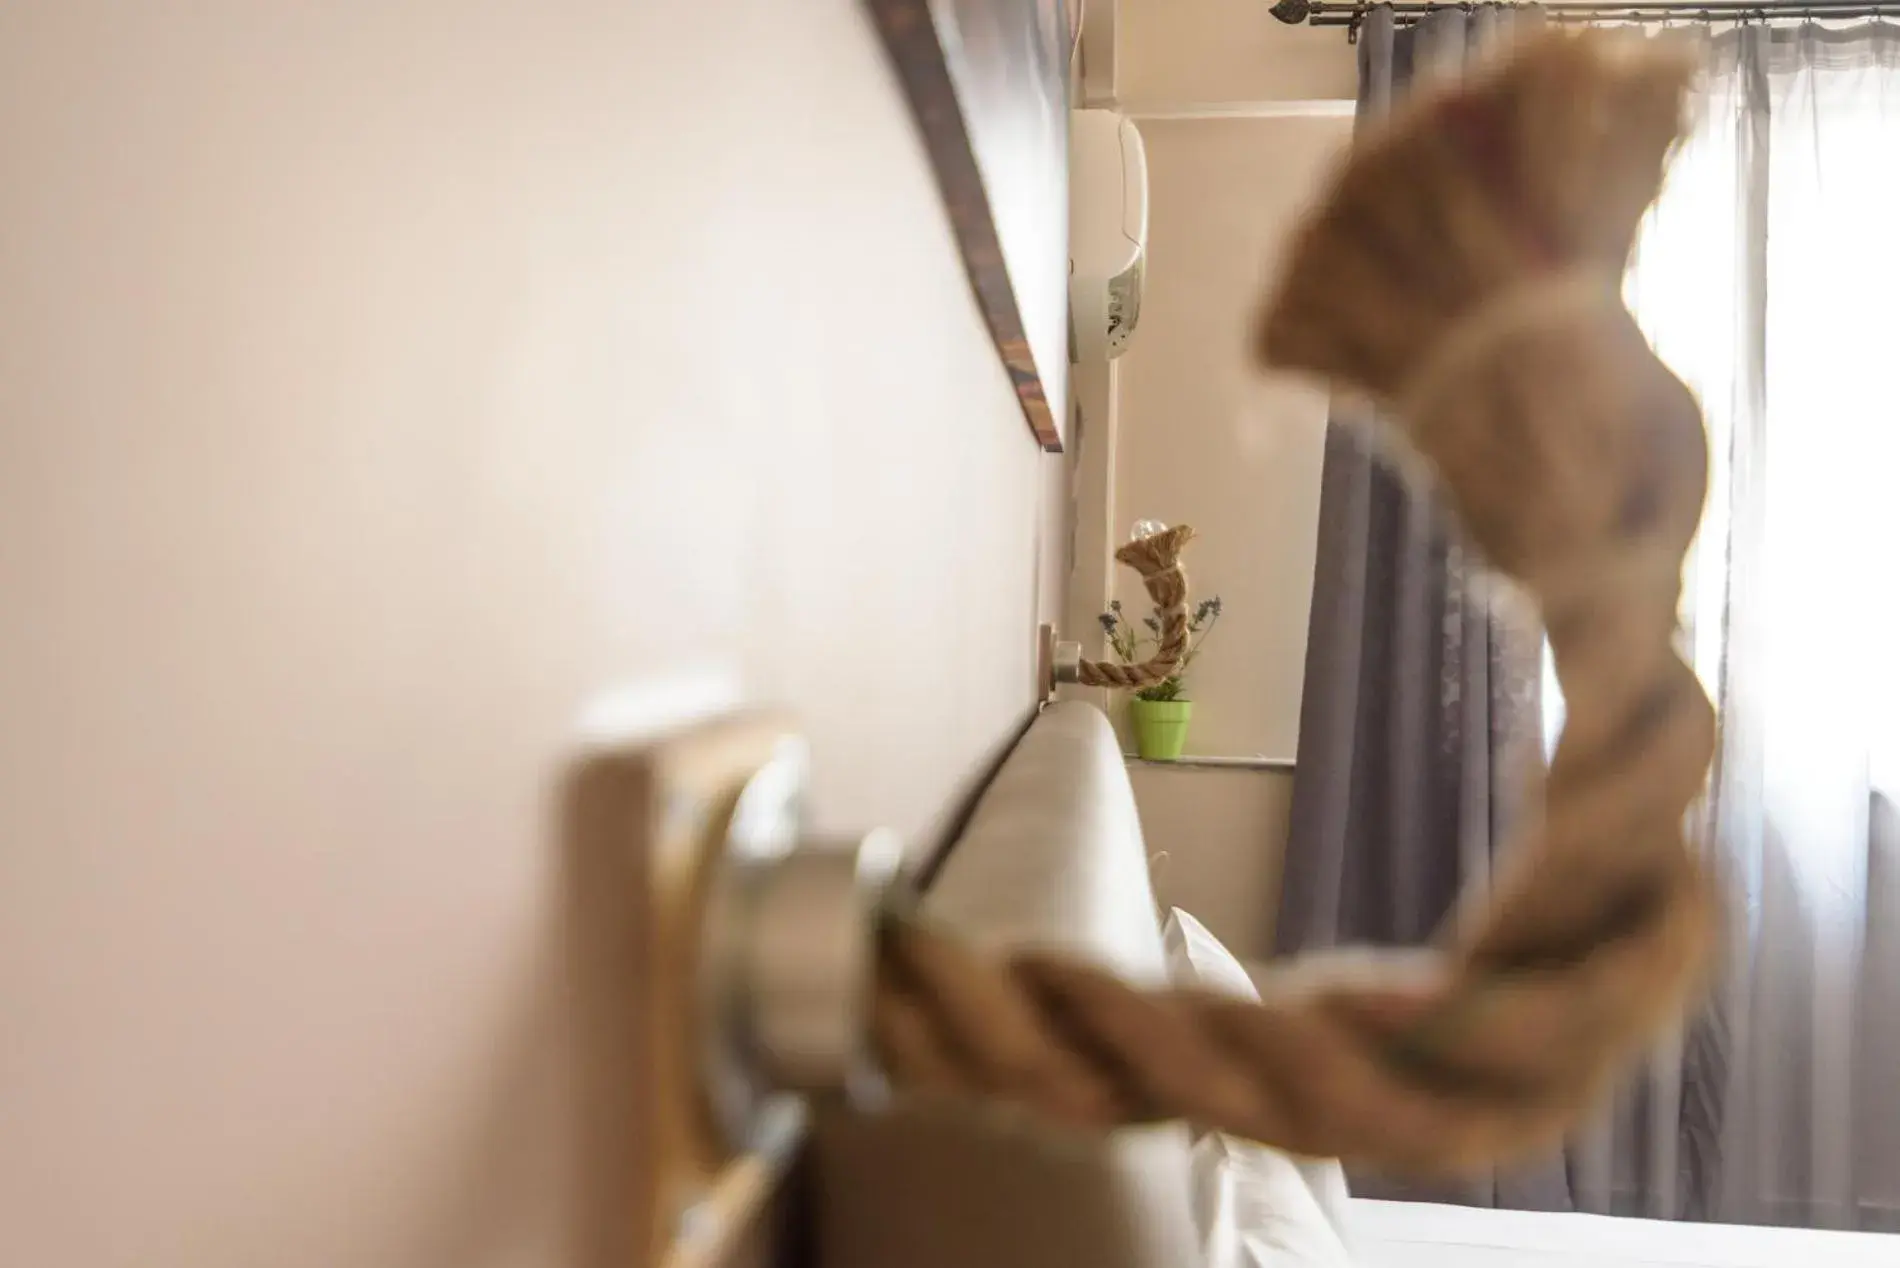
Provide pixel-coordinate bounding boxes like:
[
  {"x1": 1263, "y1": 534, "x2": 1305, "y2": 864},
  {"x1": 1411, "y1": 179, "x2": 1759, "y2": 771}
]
[{"x1": 1271, "y1": 3, "x2": 1561, "y2": 1211}]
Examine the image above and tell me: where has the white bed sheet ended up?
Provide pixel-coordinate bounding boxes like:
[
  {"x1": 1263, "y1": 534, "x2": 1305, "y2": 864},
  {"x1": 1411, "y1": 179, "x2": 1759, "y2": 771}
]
[{"x1": 1351, "y1": 1198, "x2": 1898, "y2": 1268}]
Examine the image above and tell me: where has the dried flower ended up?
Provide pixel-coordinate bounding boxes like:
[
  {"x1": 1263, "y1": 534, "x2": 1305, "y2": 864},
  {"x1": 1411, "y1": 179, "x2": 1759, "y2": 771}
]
[{"x1": 1096, "y1": 591, "x2": 1226, "y2": 702}]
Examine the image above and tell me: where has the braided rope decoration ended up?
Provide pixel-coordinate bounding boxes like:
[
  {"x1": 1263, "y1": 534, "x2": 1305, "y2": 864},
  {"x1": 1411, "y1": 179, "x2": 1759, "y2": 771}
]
[
  {"x1": 1073, "y1": 525, "x2": 1198, "y2": 690},
  {"x1": 869, "y1": 29, "x2": 1723, "y2": 1176}
]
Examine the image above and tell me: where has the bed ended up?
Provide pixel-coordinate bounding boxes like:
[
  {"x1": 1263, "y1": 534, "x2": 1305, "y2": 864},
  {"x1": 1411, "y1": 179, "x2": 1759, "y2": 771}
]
[
  {"x1": 801, "y1": 701, "x2": 1898, "y2": 1268},
  {"x1": 1354, "y1": 1198, "x2": 1897, "y2": 1268}
]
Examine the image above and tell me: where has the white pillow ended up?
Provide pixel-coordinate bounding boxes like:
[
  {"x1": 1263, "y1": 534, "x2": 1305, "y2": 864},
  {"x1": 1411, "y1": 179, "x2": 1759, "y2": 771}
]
[
  {"x1": 1162, "y1": 908, "x2": 1359, "y2": 1267},
  {"x1": 1191, "y1": 1132, "x2": 1357, "y2": 1268},
  {"x1": 1163, "y1": 904, "x2": 1259, "y2": 1001}
]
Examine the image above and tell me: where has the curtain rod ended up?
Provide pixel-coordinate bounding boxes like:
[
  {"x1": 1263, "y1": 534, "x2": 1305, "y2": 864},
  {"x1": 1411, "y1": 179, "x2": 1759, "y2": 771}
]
[{"x1": 1270, "y1": 1, "x2": 1900, "y2": 39}]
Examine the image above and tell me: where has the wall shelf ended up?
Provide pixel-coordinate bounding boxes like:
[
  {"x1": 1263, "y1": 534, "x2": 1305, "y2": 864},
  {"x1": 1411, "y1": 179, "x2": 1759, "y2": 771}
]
[{"x1": 1123, "y1": 754, "x2": 1294, "y2": 772}]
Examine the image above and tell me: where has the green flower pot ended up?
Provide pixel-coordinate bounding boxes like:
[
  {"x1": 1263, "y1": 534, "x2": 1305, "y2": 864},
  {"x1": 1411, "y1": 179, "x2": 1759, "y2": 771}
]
[{"x1": 1130, "y1": 698, "x2": 1193, "y2": 760}]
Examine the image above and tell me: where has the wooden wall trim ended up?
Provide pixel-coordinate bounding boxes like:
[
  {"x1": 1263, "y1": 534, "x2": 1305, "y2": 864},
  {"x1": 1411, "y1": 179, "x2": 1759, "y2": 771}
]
[{"x1": 863, "y1": 0, "x2": 1067, "y2": 453}]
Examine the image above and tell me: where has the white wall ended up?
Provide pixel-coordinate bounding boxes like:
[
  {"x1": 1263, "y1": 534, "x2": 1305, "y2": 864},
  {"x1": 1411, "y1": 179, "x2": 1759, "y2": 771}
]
[
  {"x1": 1113, "y1": 115, "x2": 1350, "y2": 763},
  {"x1": 1134, "y1": 765, "x2": 1294, "y2": 953},
  {"x1": 1084, "y1": 10, "x2": 1356, "y2": 961},
  {"x1": 0, "y1": 5, "x2": 1063, "y2": 1266},
  {"x1": 1119, "y1": 0, "x2": 1358, "y2": 108},
  {"x1": 1108, "y1": 119, "x2": 1340, "y2": 954}
]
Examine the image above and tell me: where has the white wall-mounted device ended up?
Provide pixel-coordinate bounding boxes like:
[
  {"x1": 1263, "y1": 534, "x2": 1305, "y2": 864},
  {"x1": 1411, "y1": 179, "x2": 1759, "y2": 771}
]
[{"x1": 1069, "y1": 109, "x2": 1149, "y2": 363}]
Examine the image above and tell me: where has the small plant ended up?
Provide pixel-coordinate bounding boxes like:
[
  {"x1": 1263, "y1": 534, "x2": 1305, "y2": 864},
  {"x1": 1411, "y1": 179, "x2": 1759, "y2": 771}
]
[{"x1": 1097, "y1": 595, "x2": 1224, "y2": 702}]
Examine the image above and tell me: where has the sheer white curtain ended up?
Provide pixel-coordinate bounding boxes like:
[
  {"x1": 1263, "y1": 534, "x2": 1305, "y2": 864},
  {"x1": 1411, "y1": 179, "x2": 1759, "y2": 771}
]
[{"x1": 1554, "y1": 22, "x2": 1900, "y2": 1229}]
